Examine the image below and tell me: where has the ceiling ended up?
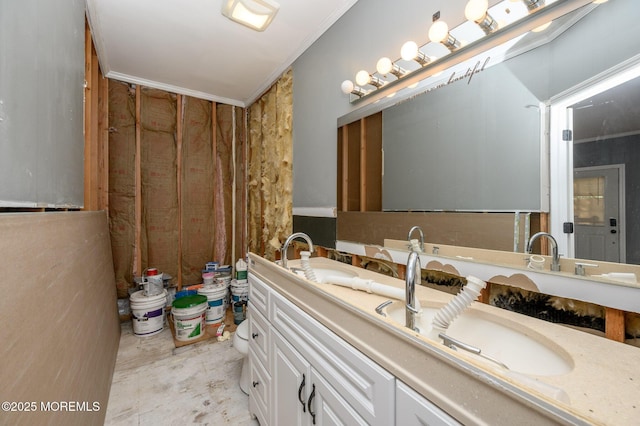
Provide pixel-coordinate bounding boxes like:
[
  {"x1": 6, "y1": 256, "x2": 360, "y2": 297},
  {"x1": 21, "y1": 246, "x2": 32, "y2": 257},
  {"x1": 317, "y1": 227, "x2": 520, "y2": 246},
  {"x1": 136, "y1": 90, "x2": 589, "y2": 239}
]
[
  {"x1": 86, "y1": 0, "x2": 359, "y2": 107},
  {"x1": 572, "y1": 75, "x2": 640, "y2": 142}
]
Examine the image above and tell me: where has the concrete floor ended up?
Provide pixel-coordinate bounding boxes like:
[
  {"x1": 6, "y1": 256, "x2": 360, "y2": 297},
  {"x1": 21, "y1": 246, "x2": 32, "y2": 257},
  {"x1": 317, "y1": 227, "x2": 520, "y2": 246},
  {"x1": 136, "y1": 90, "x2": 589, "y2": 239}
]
[{"x1": 104, "y1": 321, "x2": 258, "y2": 425}]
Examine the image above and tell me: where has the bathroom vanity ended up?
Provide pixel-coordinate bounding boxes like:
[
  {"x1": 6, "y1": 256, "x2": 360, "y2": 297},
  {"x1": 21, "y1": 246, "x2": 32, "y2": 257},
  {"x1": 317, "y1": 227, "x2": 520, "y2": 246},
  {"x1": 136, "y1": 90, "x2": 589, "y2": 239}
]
[{"x1": 246, "y1": 252, "x2": 639, "y2": 425}]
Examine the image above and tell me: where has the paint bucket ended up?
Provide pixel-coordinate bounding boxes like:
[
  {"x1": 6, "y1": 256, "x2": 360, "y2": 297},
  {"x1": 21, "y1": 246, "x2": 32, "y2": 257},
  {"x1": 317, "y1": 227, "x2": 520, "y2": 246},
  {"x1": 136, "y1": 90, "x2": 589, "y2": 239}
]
[
  {"x1": 230, "y1": 279, "x2": 249, "y2": 303},
  {"x1": 202, "y1": 271, "x2": 216, "y2": 285},
  {"x1": 172, "y1": 294, "x2": 207, "y2": 342},
  {"x1": 198, "y1": 284, "x2": 229, "y2": 328},
  {"x1": 130, "y1": 289, "x2": 168, "y2": 337},
  {"x1": 144, "y1": 268, "x2": 164, "y2": 296},
  {"x1": 175, "y1": 289, "x2": 198, "y2": 299}
]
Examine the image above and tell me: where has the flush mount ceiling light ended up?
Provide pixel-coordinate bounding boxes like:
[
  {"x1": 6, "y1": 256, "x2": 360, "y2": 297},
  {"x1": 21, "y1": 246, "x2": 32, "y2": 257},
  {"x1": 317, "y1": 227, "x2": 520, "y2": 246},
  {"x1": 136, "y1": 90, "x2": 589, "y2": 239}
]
[{"x1": 221, "y1": 0, "x2": 280, "y2": 32}]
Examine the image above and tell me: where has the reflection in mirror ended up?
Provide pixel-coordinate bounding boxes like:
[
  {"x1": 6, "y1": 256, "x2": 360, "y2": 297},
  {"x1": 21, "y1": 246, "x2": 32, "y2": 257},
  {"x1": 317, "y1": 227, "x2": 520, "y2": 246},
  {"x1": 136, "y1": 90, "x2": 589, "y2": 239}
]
[
  {"x1": 571, "y1": 74, "x2": 640, "y2": 265},
  {"x1": 338, "y1": 0, "x2": 640, "y2": 267}
]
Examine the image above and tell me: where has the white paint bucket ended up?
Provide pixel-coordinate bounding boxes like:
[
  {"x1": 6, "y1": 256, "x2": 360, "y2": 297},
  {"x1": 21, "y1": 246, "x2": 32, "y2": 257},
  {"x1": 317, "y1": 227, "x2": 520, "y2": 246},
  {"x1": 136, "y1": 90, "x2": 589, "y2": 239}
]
[
  {"x1": 198, "y1": 284, "x2": 229, "y2": 327},
  {"x1": 171, "y1": 295, "x2": 207, "y2": 342},
  {"x1": 230, "y1": 279, "x2": 249, "y2": 303},
  {"x1": 130, "y1": 289, "x2": 167, "y2": 337}
]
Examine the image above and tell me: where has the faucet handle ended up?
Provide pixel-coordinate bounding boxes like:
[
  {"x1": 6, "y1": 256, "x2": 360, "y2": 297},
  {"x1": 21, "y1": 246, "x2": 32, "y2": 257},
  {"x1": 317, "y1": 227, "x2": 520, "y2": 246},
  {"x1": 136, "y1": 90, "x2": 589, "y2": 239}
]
[{"x1": 574, "y1": 262, "x2": 598, "y2": 276}]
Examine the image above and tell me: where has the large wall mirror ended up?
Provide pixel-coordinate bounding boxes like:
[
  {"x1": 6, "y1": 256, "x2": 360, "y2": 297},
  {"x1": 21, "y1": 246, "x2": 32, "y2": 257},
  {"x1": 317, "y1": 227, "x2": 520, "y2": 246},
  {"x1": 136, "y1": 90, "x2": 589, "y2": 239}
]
[{"x1": 338, "y1": 0, "x2": 640, "y2": 265}]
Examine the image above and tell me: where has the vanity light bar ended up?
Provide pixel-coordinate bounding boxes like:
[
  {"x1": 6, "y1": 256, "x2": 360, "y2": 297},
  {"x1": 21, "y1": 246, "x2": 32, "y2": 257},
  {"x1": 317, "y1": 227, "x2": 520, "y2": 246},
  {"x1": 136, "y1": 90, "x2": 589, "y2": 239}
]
[{"x1": 342, "y1": 0, "x2": 598, "y2": 104}]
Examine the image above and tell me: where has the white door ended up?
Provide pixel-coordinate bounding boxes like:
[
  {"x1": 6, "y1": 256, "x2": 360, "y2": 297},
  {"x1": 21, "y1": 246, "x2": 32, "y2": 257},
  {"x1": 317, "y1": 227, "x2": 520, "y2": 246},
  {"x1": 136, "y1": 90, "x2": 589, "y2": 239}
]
[{"x1": 574, "y1": 166, "x2": 622, "y2": 262}]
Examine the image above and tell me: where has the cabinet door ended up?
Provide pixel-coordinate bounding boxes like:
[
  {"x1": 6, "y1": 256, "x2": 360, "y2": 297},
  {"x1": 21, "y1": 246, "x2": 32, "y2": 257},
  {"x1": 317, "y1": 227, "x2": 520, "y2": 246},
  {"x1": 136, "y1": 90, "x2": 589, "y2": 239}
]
[
  {"x1": 396, "y1": 381, "x2": 461, "y2": 426},
  {"x1": 272, "y1": 329, "x2": 312, "y2": 426},
  {"x1": 249, "y1": 347, "x2": 270, "y2": 426},
  {"x1": 310, "y1": 368, "x2": 368, "y2": 426}
]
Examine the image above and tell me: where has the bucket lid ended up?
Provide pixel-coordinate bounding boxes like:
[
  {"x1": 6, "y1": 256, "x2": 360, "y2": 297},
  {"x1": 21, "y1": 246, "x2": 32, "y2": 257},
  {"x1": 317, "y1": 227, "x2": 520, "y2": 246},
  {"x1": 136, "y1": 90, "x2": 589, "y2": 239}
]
[
  {"x1": 236, "y1": 319, "x2": 249, "y2": 339},
  {"x1": 130, "y1": 289, "x2": 167, "y2": 303},
  {"x1": 172, "y1": 294, "x2": 207, "y2": 309}
]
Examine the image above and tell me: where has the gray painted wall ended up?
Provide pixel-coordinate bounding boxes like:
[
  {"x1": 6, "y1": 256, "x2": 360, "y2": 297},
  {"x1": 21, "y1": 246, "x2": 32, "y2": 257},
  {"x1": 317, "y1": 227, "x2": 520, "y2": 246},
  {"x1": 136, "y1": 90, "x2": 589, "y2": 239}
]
[
  {"x1": 292, "y1": 0, "x2": 640, "y2": 213},
  {"x1": 0, "y1": 0, "x2": 85, "y2": 207}
]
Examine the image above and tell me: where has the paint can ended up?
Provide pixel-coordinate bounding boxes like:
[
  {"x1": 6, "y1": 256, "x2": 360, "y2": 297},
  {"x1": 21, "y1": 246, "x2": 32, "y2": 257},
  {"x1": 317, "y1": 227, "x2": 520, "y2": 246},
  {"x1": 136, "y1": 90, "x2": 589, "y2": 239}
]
[
  {"x1": 144, "y1": 267, "x2": 164, "y2": 296},
  {"x1": 130, "y1": 289, "x2": 168, "y2": 337},
  {"x1": 172, "y1": 295, "x2": 207, "y2": 342},
  {"x1": 198, "y1": 284, "x2": 229, "y2": 328},
  {"x1": 230, "y1": 279, "x2": 249, "y2": 304},
  {"x1": 202, "y1": 271, "x2": 216, "y2": 285}
]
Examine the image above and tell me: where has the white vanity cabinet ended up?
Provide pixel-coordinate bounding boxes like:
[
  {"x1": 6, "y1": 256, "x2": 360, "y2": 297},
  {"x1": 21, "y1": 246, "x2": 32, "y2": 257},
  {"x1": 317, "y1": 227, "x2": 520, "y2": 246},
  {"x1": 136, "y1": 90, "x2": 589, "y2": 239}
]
[
  {"x1": 248, "y1": 272, "x2": 395, "y2": 425},
  {"x1": 248, "y1": 274, "x2": 271, "y2": 426},
  {"x1": 396, "y1": 381, "x2": 461, "y2": 426}
]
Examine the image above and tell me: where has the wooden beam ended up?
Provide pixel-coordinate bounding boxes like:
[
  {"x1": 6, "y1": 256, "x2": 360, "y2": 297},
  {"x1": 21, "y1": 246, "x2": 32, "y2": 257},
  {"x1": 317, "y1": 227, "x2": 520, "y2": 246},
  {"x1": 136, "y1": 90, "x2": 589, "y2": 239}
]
[
  {"x1": 479, "y1": 283, "x2": 491, "y2": 304},
  {"x1": 134, "y1": 85, "x2": 142, "y2": 277},
  {"x1": 360, "y1": 118, "x2": 367, "y2": 211},
  {"x1": 83, "y1": 21, "x2": 98, "y2": 211},
  {"x1": 98, "y1": 74, "x2": 109, "y2": 211},
  {"x1": 212, "y1": 102, "x2": 218, "y2": 260},
  {"x1": 605, "y1": 307, "x2": 625, "y2": 342},
  {"x1": 341, "y1": 126, "x2": 349, "y2": 211},
  {"x1": 176, "y1": 94, "x2": 183, "y2": 290}
]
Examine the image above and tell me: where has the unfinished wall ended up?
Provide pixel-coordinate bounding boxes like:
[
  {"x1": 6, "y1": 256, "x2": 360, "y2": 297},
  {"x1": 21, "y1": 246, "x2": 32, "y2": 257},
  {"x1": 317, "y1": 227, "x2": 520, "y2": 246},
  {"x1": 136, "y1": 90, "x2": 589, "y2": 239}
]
[
  {"x1": 0, "y1": 212, "x2": 120, "y2": 426},
  {"x1": 107, "y1": 81, "x2": 246, "y2": 295},
  {"x1": 337, "y1": 211, "x2": 542, "y2": 252},
  {"x1": 248, "y1": 69, "x2": 293, "y2": 260}
]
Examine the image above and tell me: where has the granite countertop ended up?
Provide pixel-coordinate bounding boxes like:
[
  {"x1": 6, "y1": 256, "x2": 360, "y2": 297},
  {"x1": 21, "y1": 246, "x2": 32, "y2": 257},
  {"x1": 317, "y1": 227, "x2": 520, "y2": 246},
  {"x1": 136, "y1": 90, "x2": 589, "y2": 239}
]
[{"x1": 249, "y1": 253, "x2": 640, "y2": 425}]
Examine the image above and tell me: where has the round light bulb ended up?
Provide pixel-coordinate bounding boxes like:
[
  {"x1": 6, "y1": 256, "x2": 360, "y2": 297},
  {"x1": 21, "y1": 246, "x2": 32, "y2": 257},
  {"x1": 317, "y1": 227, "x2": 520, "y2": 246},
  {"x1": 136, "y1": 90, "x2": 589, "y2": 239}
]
[
  {"x1": 465, "y1": 0, "x2": 489, "y2": 22},
  {"x1": 355, "y1": 70, "x2": 371, "y2": 86},
  {"x1": 428, "y1": 20, "x2": 450, "y2": 43},
  {"x1": 341, "y1": 80, "x2": 354, "y2": 94},
  {"x1": 376, "y1": 57, "x2": 393, "y2": 75},
  {"x1": 401, "y1": 41, "x2": 419, "y2": 61}
]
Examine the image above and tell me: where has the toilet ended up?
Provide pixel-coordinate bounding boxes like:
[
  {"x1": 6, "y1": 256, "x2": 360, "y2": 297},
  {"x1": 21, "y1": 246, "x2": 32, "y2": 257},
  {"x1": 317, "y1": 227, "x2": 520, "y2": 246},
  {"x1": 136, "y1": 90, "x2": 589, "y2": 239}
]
[{"x1": 233, "y1": 319, "x2": 250, "y2": 394}]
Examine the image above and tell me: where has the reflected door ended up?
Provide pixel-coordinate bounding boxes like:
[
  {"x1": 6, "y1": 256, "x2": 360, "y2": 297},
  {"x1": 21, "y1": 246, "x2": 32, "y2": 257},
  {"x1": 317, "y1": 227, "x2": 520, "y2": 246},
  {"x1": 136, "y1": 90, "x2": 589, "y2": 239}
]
[{"x1": 573, "y1": 166, "x2": 621, "y2": 262}]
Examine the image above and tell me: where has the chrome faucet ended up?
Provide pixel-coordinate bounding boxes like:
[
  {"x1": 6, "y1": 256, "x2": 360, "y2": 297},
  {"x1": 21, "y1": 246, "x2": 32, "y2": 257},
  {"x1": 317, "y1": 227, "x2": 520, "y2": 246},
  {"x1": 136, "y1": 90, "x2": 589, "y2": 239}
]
[
  {"x1": 407, "y1": 225, "x2": 424, "y2": 252},
  {"x1": 280, "y1": 232, "x2": 314, "y2": 270},
  {"x1": 526, "y1": 232, "x2": 561, "y2": 272},
  {"x1": 405, "y1": 250, "x2": 421, "y2": 332}
]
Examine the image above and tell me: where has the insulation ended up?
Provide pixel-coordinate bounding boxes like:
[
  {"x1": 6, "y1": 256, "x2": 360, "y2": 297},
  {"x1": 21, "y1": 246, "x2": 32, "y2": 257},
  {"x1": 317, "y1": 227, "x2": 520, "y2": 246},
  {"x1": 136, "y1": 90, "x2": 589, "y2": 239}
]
[
  {"x1": 213, "y1": 104, "x2": 234, "y2": 265},
  {"x1": 180, "y1": 97, "x2": 215, "y2": 284},
  {"x1": 108, "y1": 81, "x2": 136, "y2": 298},
  {"x1": 247, "y1": 69, "x2": 293, "y2": 260},
  {"x1": 140, "y1": 88, "x2": 179, "y2": 279}
]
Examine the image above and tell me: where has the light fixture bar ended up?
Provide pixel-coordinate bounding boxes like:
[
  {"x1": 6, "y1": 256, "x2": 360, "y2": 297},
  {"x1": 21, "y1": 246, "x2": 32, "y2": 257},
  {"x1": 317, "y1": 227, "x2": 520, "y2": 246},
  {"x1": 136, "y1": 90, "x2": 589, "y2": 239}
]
[
  {"x1": 342, "y1": 0, "x2": 596, "y2": 105},
  {"x1": 523, "y1": 0, "x2": 545, "y2": 12}
]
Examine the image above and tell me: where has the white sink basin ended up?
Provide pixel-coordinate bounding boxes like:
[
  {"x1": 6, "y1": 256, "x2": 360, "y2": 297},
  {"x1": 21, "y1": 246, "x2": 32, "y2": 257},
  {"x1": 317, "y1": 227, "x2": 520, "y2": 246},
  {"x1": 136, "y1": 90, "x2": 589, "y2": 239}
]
[{"x1": 384, "y1": 301, "x2": 573, "y2": 377}]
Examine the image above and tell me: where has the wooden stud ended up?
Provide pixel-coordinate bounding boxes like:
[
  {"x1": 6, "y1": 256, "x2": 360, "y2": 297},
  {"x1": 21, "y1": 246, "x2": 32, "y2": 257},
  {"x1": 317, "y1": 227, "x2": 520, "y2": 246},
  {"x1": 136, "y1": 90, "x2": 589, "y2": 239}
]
[
  {"x1": 605, "y1": 307, "x2": 625, "y2": 342},
  {"x1": 397, "y1": 264, "x2": 406, "y2": 280},
  {"x1": 539, "y1": 212, "x2": 550, "y2": 256},
  {"x1": 360, "y1": 118, "x2": 367, "y2": 211},
  {"x1": 479, "y1": 282, "x2": 491, "y2": 304},
  {"x1": 316, "y1": 246, "x2": 328, "y2": 258},
  {"x1": 352, "y1": 254, "x2": 362, "y2": 268},
  {"x1": 212, "y1": 102, "x2": 218, "y2": 260},
  {"x1": 98, "y1": 74, "x2": 109, "y2": 210},
  {"x1": 134, "y1": 85, "x2": 142, "y2": 277},
  {"x1": 176, "y1": 95, "x2": 183, "y2": 290},
  {"x1": 341, "y1": 125, "x2": 349, "y2": 211},
  {"x1": 83, "y1": 21, "x2": 98, "y2": 211}
]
